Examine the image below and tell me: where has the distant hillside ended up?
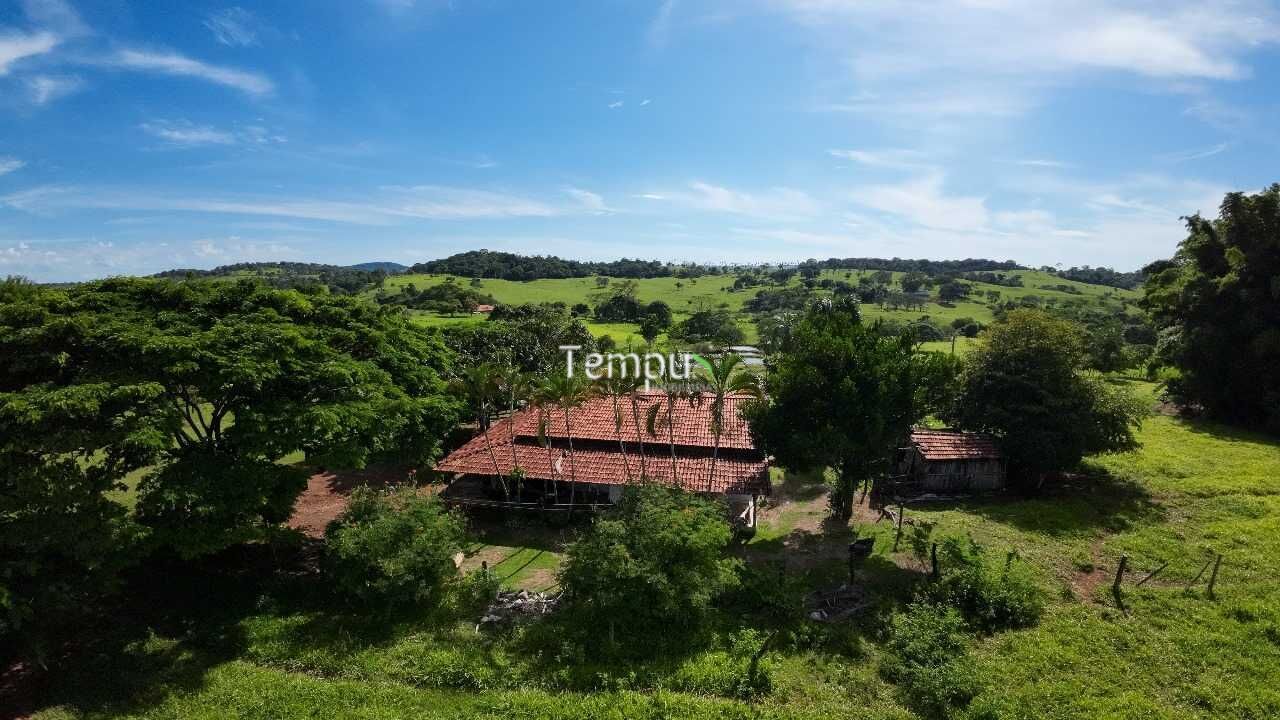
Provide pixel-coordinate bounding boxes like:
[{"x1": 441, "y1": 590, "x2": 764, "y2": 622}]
[
  {"x1": 347, "y1": 261, "x2": 409, "y2": 273},
  {"x1": 150, "y1": 261, "x2": 389, "y2": 295},
  {"x1": 411, "y1": 250, "x2": 688, "y2": 280}
]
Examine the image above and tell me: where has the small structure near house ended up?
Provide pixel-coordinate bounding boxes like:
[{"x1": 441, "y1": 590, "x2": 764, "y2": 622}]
[
  {"x1": 895, "y1": 429, "x2": 1005, "y2": 493},
  {"x1": 472, "y1": 304, "x2": 495, "y2": 314}
]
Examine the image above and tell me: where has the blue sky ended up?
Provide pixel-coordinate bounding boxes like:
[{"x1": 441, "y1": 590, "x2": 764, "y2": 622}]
[{"x1": 1, "y1": 0, "x2": 1278, "y2": 281}]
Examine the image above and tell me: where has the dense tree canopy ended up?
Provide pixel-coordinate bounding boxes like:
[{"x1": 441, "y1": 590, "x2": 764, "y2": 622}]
[
  {"x1": 1142, "y1": 184, "x2": 1280, "y2": 433},
  {"x1": 746, "y1": 297, "x2": 958, "y2": 518},
  {"x1": 1, "y1": 278, "x2": 460, "y2": 647},
  {"x1": 947, "y1": 309, "x2": 1145, "y2": 486}
]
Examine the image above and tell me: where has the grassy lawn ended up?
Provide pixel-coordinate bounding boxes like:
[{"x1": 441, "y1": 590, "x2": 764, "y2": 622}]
[{"x1": 27, "y1": 380, "x2": 1280, "y2": 720}]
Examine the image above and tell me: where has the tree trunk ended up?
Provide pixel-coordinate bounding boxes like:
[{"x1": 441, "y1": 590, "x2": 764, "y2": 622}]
[
  {"x1": 564, "y1": 408, "x2": 578, "y2": 516},
  {"x1": 629, "y1": 394, "x2": 649, "y2": 479},
  {"x1": 610, "y1": 395, "x2": 633, "y2": 482},
  {"x1": 668, "y1": 399, "x2": 678, "y2": 483}
]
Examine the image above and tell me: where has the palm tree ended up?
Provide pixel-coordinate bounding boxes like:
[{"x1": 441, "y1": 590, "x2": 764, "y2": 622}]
[
  {"x1": 497, "y1": 365, "x2": 532, "y2": 501},
  {"x1": 697, "y1": 353, "x2": 761, "y2": 492},
  {"x1": 593, "y1": 372, "x2": 636, "y2": 483},
  {"x1": 618, "y1": 372, "x2": 650, "y2": 479},
  {"x1": 538, "y1": 373, "x2": 594, "y2": 511},
  {"x1": 450, "y1": 363, "x2": 506, "y2": 498},
  {"x1": 646, "y1": 363, "x2": 700, "y2": 484}
]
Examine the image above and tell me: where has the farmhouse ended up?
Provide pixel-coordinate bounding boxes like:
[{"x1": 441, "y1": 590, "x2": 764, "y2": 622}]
[
  {"x1": 894, "y1": 429, "x2": 1005, "y2": 493},
  {"x1": 436, "y1": 392, "x2": 769, "y2": 527},
  {"x1": 472, "y1": 303, "x2": 495, "y2": 314}
]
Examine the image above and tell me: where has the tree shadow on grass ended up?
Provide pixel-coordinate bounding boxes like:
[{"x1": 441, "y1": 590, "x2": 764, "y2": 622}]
[
  {"x1": 952, "y1": 465, "x2": 1164, "y2": 537},
  {"x1": 1177, "y1": 414, "x2": 1280, "y2": 448}
]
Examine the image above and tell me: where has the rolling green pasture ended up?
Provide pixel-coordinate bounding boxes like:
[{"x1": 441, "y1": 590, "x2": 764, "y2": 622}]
[
  {"x1": 31, "y1": 381, "x2": 1280, "y2": 720},
  {"x1": 383, "y1": 270, "x2": 1136, "y2": 347}
]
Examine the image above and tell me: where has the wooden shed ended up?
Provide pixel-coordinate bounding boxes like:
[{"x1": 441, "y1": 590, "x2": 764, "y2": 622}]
[{"x1": 895, "y1": 429, "x2": 1005, "y2": 492}]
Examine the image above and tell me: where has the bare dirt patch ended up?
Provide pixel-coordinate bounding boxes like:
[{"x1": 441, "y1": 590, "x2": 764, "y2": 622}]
[{"x1": 287, "y1": 464, "x2": 420, "y2": 538}]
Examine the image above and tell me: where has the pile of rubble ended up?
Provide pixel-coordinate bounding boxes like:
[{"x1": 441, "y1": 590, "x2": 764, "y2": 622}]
[
  {"x1": 807, "y1": 584, "x2": 872, "y2": 623},
  {"x1": 478, "y1": 589, "x2": 560, "y2": 626}
]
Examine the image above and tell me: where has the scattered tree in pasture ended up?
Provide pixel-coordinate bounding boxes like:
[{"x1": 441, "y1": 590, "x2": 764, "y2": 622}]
[{"x1": 947, "y1": 309, "x2": 1146, "y2": 488}]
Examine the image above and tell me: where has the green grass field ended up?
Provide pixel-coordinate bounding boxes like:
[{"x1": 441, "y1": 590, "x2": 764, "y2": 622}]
[
  {"x1": 30, "y1": 380, "x2": 1280, "y2": 719},
  {"x1": 382, "y1": 269, "x2": 1136, "y2": 348}
]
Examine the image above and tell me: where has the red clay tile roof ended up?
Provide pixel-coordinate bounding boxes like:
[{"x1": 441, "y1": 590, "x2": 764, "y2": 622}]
[
  {"x1": 910, "y1": 429, "x2": 1001, "y2": 461},
  {"x1": 437, "y1": 395, "x2": 769, "y2": 495},
  {"x1": 515, "y1": 391, "x2": 757, "y2": 450}
]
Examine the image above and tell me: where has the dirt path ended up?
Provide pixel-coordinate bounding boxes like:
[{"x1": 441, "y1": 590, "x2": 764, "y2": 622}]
[{"x1": 287, "y1": 465, "x2": 419, "y2": 538}]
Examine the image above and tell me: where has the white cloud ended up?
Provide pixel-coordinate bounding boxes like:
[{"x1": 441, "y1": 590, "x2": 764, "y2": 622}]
[
  {"x1": 648, "y1": 0, "x2": 677, "y2": 48},
  {"x1": 20, "y1": 0, "x2": 87, "y2": 37},
  {"x1": 646, "y1": 181, "x2": 819, "y2": 220},
  {"x1": 0, "y1": 157, "x2": 25, "y2": 176},
  {"x1": 0, "y1": 31, "x2": 58, "y2": 75},
  {"x1": 108, "y1": 49, "x2": 274, "y2": 96},
  {"x1": 639, "y1": 98, "x2": 651, "y2": 106},
  {"x1": 1, "y1": 184, "x2": 568, "y2": 225},
  {"x1": 608, "y1": 100, "x2": 624, "y2": 109},
  {"x1": 1014, "y1": 159, "x2": 1073, "y2": 169},
  {"x1": 828, "y1": 148, "x2": 931, "y2": 170},
  {"x1": 1157, "y1": 142, "x2": 1230, "y2": 163},
  {"x1": 140, "y1": 120, "x2": 237, "y2": 147},
  {"x1": 26, "y1": 73, "x2": 83, "y2": 104},
  {"x1": 564, "y1": 187, "x2": 611, "y2": 214},
  {"x1": 783, "y1": 0, "x2": 1279, "y2": 128},
  {"x1": 204, "y1": 7, "x2": 261, "y2": 47},
  {"x1": 853, "y1": 173, "x2": 989, "y2": 232}
]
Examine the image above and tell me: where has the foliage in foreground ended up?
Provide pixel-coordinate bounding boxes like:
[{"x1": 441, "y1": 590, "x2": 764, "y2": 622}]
[
  {"x1": 948, "y1": 308, "x2": 1146, "y2": 487},
  {"x1": 557, "y1": 484, "x2": 741, "y2": 658},
  {"x1": 324, "y1": 487, "x2": 468, "y2": 610},
  {"x1": 0, "y1": 277, "x2": 459, "y2": 652},
  {"x1": 882, "y1": 603, "x2": 979, "y2": 720}
]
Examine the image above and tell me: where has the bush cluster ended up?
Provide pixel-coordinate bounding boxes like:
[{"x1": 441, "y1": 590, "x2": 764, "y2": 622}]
[
  {"x1": 918, "y1": 537, "x2": 1045, "y2": 634},
  {"x1": 324, "y1": 487, "x2": 467, "y2": 610}
]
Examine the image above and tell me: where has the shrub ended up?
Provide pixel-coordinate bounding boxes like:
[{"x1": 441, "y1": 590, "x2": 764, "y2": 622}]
[
  {"x1": 882, "y1": 603, "x2": 979, "y2": 719},
  {"x1": 324, "y1": 487, "x2": 467, "y2": 610},
  {"x1": 557, "y1": 485, "x2": 741, "y2": 658},
  {"x1": 918, "y1": 537, "x2": 1045, "y2": 633}
]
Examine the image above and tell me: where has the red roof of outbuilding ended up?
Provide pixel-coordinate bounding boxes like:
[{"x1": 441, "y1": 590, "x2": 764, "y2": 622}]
[{"x1": 910, "y1": 429, "x2": 1001, "y2": 461}]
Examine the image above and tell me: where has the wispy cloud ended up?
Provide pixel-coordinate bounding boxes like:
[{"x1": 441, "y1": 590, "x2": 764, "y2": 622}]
[
  {"x1": 140, "y1": 120, "x2": 236, "y2": 147},
  {"x1": 2, "y1": 184, "x2": 566, "y2": 225},
  {"x1": 853, "y1": 172, "x2": 989, "y2": 232},
  {"x1": 107, "y1": 49, "x2": 274, "y2": 96},
  {"x1": 204, "y1": 7, "x2": 261, "y2": 47},
  {"x1": 1157, "y1": 142, "x2": 1230, "y2": 163},
  {"x1": 608, "y1": 100, "x2": 624, "y2": 109},
  {"x1": 138, "y1": 120, "x2": 287, "y2": 148},
  {"x1": 564, "y1": 187, "x2": 611, "y2": 214},
  {"x1": 0, "y1": 157, "x2": 26, "y2": 176},
  {"x1": 647, "y1": 0, "x2": 677, "y2": 48},
  {"x1": 0, "y1": 31, "x2": 58, "y2": 75},
  {"x1": 828, "y1": 148, "x2": 931, "y2": 171},
  {"x1": 643, "y1": 181, "x2": 819, "y2": 221},
  {"x1": 1013, "y1": 159, "x2": 1074, "y2": 169},
  {"x1": 639, "y1": 98, "x2": 651, "y2": 106},
  {"x1": 26, "y1": 73, "x2": 83, "y2": 104}
]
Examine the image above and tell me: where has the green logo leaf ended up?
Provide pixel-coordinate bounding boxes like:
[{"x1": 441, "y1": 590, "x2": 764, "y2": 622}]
[{"x1": 689, "y1": 353, "x2": 714, "y2": 375}]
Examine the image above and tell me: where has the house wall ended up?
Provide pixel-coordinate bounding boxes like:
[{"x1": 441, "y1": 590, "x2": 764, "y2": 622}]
[{"x1": 917, "y1": 456, "x2": 1005, "y2": 492}]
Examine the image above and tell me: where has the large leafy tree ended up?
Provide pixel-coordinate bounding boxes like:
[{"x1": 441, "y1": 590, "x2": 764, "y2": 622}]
[
  {"x1": 745, "y1": 298, "x2": 955, "y2": 519},
  {"x1": 2, "y1": 279, "x2": 460, "y2": 583},
  {"x1": 1142, "y1": 184, "x2": 1280, "y2": 433},
  {"x1": 947, "y1": 309, "x2": 1145, "y2": 487},
  {"x1": 558, "y1": 484, "x2": 740, "y2": 657}
]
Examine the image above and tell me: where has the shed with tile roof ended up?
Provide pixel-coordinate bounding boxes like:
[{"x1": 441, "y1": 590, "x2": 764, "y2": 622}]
[{"x1": 895, "y1": 429, "x2": 1005, "y2": 492}]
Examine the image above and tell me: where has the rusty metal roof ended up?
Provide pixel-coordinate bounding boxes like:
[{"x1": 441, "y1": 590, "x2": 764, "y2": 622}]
[{"x1": 910, "y1": 429, "x2": 1002, "y2": 461}]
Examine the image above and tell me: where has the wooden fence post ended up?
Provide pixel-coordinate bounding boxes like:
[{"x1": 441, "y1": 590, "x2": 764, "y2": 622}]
[
  {"x1": 1207, "y1": 553, "x2": 1223, "y2": 599},
  {"x1": 930, "y1": 542, "x2": 939, "y2": 580},
  {"x1": 1186, "y1": 557, "x2": 1213, "y2": 591},
  {"x1": 892, "y1": 502, "x2": 905, "y2": 552},
  {"x1": 1112, "y1": 554, "x2": 1128, "y2": 595}
]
